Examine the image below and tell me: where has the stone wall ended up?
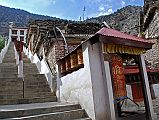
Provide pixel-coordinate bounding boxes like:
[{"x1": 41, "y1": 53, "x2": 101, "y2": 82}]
[
  {"x1": 145, "y1": 39, "x2": 159, "y2": 68},
  {"x1": 145, "y1": 10, "x2": 159, "y2": 39},
  {"x1": 68, "y1": 44, "x2": 79, "y2": 53},
  {"x1": 144, "y1": 9, "x2": 159, "y2": 68}
]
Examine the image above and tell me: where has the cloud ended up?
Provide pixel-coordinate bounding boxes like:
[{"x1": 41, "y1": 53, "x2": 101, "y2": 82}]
[
  {"x1": 0, "y1": 0, "x2": 56, "y2": 9},
  {"x1": 97, "y1": 3, "x2": 113, "y2": 16},
  {"x1": 98, "y1": 4, "x2": 105, "y2": 11},
  {"x1": 121, "y1": 0, "x2": 126, "y2": 7},
  {"x1": 0, "y1": 0, "x2": 56, "y2": 16},
  {"x1": 98, "y1": 8, "x2": 113, "y2": 16}
]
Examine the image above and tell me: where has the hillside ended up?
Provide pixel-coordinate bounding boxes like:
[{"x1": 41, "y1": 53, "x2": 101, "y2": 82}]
[
  {"x1": 86, "y1": 5, "x2": 143, "y2": 35},
  {"x1": 0, "y1": 5, "x2": 142, "y2": 36},
  {"x1": 0, "y1": 5, "x2": 63, "y2": 36}
]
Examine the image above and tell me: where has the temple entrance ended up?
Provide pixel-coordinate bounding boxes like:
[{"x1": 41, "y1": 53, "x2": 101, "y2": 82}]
[
  {"x1": 104, "y1": 53, "x2": 148, "y2": 119},
  {"x1": 97, "y1": 27, "x2": 156, "y2": 120}
]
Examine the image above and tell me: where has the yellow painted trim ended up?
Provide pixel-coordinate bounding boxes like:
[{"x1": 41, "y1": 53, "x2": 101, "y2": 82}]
[{"x1": 102, "y1": 44, "x2": 146, "y2": 55}]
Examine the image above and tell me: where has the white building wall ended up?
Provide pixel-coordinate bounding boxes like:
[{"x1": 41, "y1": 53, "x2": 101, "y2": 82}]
[
  {"x1": 153, "y1": 84, "x2": 159, "y2": 101},
  {"x1": 59, "y1": 42, "x2": 96, "y2": 120},
  {"x1": 59, "y1": 41, "x2": 116, "y2": 120},
  {"x1": 9, "y1": 27, "x2": 27, "y2": 43}
]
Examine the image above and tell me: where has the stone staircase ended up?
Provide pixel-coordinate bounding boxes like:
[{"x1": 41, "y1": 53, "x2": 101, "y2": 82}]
[{"x1": 0, "y1": 42, "x2": 91, "y2": 120}]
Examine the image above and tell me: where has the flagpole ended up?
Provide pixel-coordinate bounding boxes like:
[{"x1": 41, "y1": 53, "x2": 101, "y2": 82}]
[{"x1": 83, "y1": 6, "x2": 85, "y2": 21}]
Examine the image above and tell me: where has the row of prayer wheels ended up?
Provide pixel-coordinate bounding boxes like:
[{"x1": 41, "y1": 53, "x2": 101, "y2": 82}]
[{"x1": 60, "y1": 48, "x2": 84, "y2": 74}]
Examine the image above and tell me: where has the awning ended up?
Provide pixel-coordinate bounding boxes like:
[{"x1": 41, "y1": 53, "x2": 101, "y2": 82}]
[{"x1": 90, "y1": 27, "x2": 154, "y2": 50}]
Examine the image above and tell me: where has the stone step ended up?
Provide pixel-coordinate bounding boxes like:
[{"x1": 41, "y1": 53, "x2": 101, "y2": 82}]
[
  {"x1": 0, "y1": 81, "x2": 22, "y2": 86},
  {"x1": 0, "y1": 70, "x2": 17, "y2": 74},
  {"x1": 24, "y1": 73, "x2": 45, "y2": 76},
  {"x1": 0, "y1": 74, "x2": 18, "y2": 78},
  {"x1": 1, "y1": 109, "x2": 86, "y2": 120},
  {"x1": 0, "y1": 63, "x2": 17, "y2": 67},
  {"x1": 23, "y1": 60, "x2": 31, "y2": 62},
  {"x1": 3, "y1": 57, "x2": 15, "y2": 60},
  {"x1": 3, "y1": 56, "x2": 15, "y2": 58},
  {"x1": 24, "y1": 86, "x2": 50, "y2": 92},
  {"x1": 0, "y1": 85, "x2": 22, "y2": 91},
  {"x1": 24, "y1": 82, "x2": 48, "y2": 86},
  {"x1": 24, "y1": 92, "x2": 53, "y2": 98},
  {"x1": 75, "y1": 118, "x2": 91, "y2": 120},
  {"x1": 2, "y1": 59, "x2": 15, "y2": 63},
  {"x1": 25, "y1": 96, "x2": 57, "y2": 104},
  {"x1": 0, "y1": 67, "x2": 17, "y2": 70},
  {"x1": 24, "y1": 76, "x2": 47, "y2": 83},
  {"x1": 0, "y1": 70, "x2": 17, "y2": 73},
  {"x1": 0, "y1": 94, "x2": 23, "y2": 99},
  {"x1": 0, "y1": 67, "x2": 17, "y2": 71},
  {"x1": 0, "y1": 96, "x2": 57, "y2": 105},
  {"x1": 23, "y1": 70, "x2": 39, "y2": 74},
  {"x1": 24, "y1": 81, "x2": 48, "y2": 86},
  {"x1": 24, "y1": 85, "x2": 50, "y2": 90},
  {"x1": 0, "y1": 78, "x2": 22, "y2": 82},
  {"x1": 2, "y1": 60, "x2": 16, "y2": 63},
  {"x1": 24, "y1": 66, "x2": 38, "y2": 70},
  {"x1": 22, "y1": 57, "x2": 30, "y2": 59},
  {"x1": 23, "y1": 66, "x2": 38, "y2": 69},
  {"x1": 24, "y1": 77, "x2": 46, "y2": 81},
  {"x1": 23, "y1": 60, "x2": 31, "y2": 63},
  {"x1": 24, "y1": 66, "x2": 38, "y2": 69},
  {"x1": 3, "y1": 57, "x2": 15, "y2": 59},
  {"x1": 2, "y1": 59, "x2": 15, "y2": 61},
  {"x1": 23, "y1": 63, "x2": 37, "y2": 66},
  {"x1": 0, "y1": 103, "x2": 81, "y2": 119},
  {"x1": 24, "y1": 74, "x2": 46, "y2": 79},
  {"x1": 0, "y1": 87, "x2": 22, "y2": 91},
  {"x1": 4, "y1": 54, "x2": 15, "y2": 56},
  {"x1": 4, "y1": 52, "x2": 14, "y2": 55}
]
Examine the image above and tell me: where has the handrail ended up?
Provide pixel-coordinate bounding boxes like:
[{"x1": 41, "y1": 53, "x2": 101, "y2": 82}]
[
  {"x1": 55, "y1": 27, "x2": 69, "y2": 53},
  {"x1": 0, "y1": 39, "x2": 11, "y2": 63}
]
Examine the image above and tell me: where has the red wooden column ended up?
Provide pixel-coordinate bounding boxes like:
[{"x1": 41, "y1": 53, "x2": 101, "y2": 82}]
[
  {"x1": 13, "y1": 38, "x2": 24, "y2": 77},
  {"x1": 19, "y1": 40, "x2": 24, "y2": 60},
  {"x1": 111, "y1": 54, "x2": 127, "y2": 99}
]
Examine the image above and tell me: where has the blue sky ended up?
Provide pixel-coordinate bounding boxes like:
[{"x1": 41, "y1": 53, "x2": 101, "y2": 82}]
[{"x1": 0, "y1": 0, "x2": 143, "y2": 20}]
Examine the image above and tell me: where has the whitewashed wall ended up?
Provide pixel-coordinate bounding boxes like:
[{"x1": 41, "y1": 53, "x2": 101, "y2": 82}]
[
  {"x1": 153, "y1": 84, "x2": 159, "y2": 101},
  {"x1": 58, "y1": 41, "x2": 116, "y2": 120},
  {"x1": 59, "y1": 42, "x2": 96, "y2": 120}
]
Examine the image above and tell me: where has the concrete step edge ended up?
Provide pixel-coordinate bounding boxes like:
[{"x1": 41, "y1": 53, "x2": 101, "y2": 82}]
[
  {"x1": 2, "y1": 109, "x2": 85, "y2": 120},
  {"x1": 0, "y1": 104, "x2": 81, "y2": 119}
]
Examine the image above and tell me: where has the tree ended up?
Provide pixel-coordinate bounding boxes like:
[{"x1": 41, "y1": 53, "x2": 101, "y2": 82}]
[{"x1": 0, "y1": 35, "x2": 5, "y2": 52}]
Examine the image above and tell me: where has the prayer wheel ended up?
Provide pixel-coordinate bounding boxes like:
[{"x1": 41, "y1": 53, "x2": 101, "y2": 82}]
[
  {"x1": 70, "y1": 53, "x2": 78, "y2": 68},
  {"x1": 60, "y1": 60, "x2": 66, "y2": 74},
  {"x1": 77, "y1": 49, "x2": 83, "y2": 65},
  {"x1": 65, "y1": 57, "x2": 71, "y2": 71}
]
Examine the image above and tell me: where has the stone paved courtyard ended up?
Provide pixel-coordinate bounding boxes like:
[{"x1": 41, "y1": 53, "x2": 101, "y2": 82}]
[{"x1": 117, "y1": 99, "x2": 159, "y2": 120}]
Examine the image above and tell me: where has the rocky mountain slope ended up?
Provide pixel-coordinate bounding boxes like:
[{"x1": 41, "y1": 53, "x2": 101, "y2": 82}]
[
  {"x1": 86, "y1": 5, "x2": 143, "y2": 35},
  {"x1": 0, "y1": 5, "x2": 62, "y2": 36},
  {"x1": 0, "y1": 5, "x2": 142, "y2": 36}
]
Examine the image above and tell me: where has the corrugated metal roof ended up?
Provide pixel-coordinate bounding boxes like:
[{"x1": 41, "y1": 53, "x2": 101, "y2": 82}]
[{"x1": 97, "y1": 27, "x2": 153, "y2": 44}]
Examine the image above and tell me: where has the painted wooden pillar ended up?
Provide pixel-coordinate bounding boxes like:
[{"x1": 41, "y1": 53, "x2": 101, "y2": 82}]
[
  {"x1": 138, "y1": 54, "x2": 156, "y2": 120},
  {"x1": 103, "y1": 61, "x2": 116, "y2": 120},
  {"x1": 89, "y1": 42, "x2": 116, "y2": 120}
]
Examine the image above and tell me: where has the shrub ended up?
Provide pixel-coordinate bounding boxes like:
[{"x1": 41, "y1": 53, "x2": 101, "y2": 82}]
[{"x1": 0, "y1": 35, "x2": 5, "y2": 52}]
